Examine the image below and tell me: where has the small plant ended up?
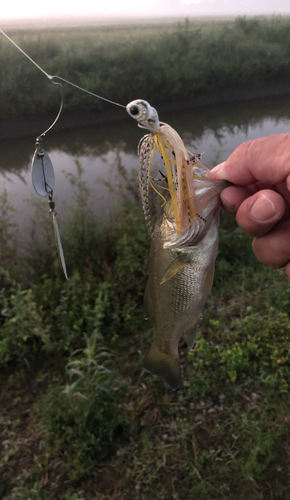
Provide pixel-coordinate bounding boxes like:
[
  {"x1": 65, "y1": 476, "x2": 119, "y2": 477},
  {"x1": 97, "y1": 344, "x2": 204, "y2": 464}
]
[
  {"x1": 0, "y1": 268, "x2": 51, "y2": 367},
  {"x1": 64, "y1": 329, "x2": 113, "y2": 398},
  {"x1": 43, "y1": 331, "x2": 125, "y2": 480}
]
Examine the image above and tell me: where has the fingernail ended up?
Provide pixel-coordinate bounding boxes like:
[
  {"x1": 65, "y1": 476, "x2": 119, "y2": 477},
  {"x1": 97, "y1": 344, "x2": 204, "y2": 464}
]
[
  {"x1": 208, "y1": 162, "x2": 226, "y2": 179},
  {"x1": 250, "y1": 194, "x2": 276, "y2": 222}
]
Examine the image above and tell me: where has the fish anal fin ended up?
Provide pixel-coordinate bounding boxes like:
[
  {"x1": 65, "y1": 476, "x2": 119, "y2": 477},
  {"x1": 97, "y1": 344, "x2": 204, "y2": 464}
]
[
  {"x1": 144, "y1": 340, "x2": 183, "y2": 389},
  {"x1": 161, "y1": 255, "x2": 189, "y2": 284},
  {"x1": 184, "y1": 321, "x2": 199, "y2": 350}
]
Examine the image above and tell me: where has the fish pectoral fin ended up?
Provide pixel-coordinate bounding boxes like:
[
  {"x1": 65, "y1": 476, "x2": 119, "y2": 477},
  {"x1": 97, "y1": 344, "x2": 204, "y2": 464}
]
[
  {"x1": 160, "y1": 255, "x2": 189, "y2": 284},
  {"x1": 143, "y1": 340, "x2": 183, "y2": 390},
  {"x1": 184, "y1": 321, "x2": 200, "y2": 350}
]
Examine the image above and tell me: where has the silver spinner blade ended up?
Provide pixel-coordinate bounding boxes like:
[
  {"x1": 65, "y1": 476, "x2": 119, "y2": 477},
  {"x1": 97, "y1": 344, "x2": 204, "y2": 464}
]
[
  {"x1": 32, "y1": 151, "x2": 55, "y2": 196},
  {"x1": 52, "y1": 212, "x2": 68, "y2": 280}
]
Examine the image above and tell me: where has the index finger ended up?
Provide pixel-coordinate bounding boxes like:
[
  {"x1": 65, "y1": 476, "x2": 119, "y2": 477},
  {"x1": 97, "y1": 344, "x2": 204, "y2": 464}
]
[{"x1": 208, "y1": 133, "x2": 290, "y2": 187}]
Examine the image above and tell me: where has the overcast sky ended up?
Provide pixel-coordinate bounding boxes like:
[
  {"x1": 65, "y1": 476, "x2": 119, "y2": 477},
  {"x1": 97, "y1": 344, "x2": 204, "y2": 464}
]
[
  {"x1": 158, "y1": 0, "x2": 290, "y2": 16},
  {"x1": 1, "y1": 0, "x2": 290, "y2": 20}
]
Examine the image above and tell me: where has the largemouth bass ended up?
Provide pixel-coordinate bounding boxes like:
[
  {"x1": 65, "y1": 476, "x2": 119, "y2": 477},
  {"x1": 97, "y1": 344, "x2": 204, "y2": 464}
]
[
  {"x1": 144, "y1": 160, "x2": 228, "y2": 389},
  {"x1": 126, "y1": 99, "x2": 229, "y2": 388}
]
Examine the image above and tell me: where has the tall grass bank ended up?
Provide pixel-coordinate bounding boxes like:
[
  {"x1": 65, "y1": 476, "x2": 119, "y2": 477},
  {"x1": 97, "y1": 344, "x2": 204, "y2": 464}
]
[{"x1": 1, "y1": 16, "x2": 290, "y2": 124}]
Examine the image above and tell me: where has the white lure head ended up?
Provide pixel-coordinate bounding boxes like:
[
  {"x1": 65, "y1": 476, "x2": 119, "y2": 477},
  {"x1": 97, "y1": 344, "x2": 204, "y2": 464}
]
[{"x1": 126, "y1": 99, "x2": 160, "y2": 133}]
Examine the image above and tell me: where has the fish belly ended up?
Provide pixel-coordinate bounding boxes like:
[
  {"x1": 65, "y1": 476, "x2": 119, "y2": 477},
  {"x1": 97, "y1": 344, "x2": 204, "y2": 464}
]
[{"x1": 144, "y1": 219, "x2": 219, "y2": 389}]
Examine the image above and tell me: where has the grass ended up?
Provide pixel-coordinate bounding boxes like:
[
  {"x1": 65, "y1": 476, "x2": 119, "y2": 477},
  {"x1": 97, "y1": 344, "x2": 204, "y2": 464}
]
[
  {"x1": 1, "y1": 155, "x2": 290, "y2": 499},
  {"x1": 1, "y1": 16, "x2": 290, "y2": 121}
]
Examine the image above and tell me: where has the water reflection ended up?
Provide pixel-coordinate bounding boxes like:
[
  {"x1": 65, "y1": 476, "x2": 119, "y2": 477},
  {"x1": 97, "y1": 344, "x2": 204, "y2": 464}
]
[{"x1": 1, "y1": 93, "x2": 290, "y2": 231}]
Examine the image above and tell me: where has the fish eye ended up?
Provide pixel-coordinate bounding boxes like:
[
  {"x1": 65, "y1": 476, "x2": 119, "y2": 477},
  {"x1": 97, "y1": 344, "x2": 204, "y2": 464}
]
[{"x1": 129, "y1": 105, "x2": 139, "y2": 116}]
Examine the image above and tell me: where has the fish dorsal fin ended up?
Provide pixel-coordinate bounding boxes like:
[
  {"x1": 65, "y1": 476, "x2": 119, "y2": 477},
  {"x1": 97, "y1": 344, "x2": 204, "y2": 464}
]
[{"x1": 161, "y1": 254, "x2": 189, "y2": 284}]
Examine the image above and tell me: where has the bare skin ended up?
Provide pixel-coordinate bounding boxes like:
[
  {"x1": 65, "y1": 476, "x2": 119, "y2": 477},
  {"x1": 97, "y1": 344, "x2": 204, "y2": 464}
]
[{"x1": 207, "y1": 133, "x2": 290, "y2": 278}]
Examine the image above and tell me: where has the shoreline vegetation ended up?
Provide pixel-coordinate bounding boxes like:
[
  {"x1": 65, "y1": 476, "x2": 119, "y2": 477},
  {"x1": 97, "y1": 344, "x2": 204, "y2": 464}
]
[
  {"x1": 1, "y1": 16, "x2": 290, "y2": 500},
  {"x1": 1, "y1": 153, "x2": 290, "y2": 499},
  {"x1": 1, "y1": 16, "x2": 290, "y2": 138}
]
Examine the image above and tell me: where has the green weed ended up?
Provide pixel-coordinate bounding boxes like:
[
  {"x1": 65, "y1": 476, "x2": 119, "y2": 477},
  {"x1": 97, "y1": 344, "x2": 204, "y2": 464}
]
[
  {"x1": 42, "y1": 332, "x2": 125, "y2": 481},
  {"x1": 0, "y1": 270, "x2": 51, "y2": 366},
  {"x1": 189, "y1": 306, "x2": 290, "y2": 392}
]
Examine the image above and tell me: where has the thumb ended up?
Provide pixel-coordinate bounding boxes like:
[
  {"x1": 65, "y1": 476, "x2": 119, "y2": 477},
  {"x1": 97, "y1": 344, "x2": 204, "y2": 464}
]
[
  {"x1": 235, "y1": 190, "x2": 285, "y2": 237},
  {"x1": 208, "y1": 134, "x2": 290, "y2": 186}
]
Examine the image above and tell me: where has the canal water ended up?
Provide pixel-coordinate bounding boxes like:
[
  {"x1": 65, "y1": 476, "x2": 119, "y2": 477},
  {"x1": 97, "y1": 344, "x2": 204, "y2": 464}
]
[{"x1": 1, "y1": 93, "x2": 290, "y2": 234}]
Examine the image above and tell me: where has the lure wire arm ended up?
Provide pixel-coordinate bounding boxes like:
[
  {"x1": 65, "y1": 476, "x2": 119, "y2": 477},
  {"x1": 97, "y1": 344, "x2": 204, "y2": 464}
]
[
  {"x1": 30, "y1": 82, "x2": 68, "y2": 279},
  {"x1": 0, "y1": 27, "x2": 126, "y2": 280},
  {"x1": 38, "y1": 81, "x2": 64, "y2": 139}
]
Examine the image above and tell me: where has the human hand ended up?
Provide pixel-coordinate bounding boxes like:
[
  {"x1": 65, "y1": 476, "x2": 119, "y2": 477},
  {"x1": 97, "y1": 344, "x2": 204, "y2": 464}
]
[{"x1": 207, "y1": 133, "x2": 290, "y2": 278}]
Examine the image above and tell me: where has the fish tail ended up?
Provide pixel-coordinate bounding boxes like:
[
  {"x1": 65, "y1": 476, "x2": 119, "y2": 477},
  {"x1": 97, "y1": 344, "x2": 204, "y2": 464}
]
[{"x1": 143, "y1": 340, "x2": 183, "y2": 389}]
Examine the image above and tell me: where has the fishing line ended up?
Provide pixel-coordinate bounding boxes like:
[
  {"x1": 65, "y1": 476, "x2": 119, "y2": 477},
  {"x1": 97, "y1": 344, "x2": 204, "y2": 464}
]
[
  {"x1": 0, "y1": 28, "x2": 52, "y2": 79},
  {"x1": 0, "y1": 28, "x2": 126, "y2": 109},
  {"x1": 50, "y1": 75, "x2": 126, "y2": 108}
]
